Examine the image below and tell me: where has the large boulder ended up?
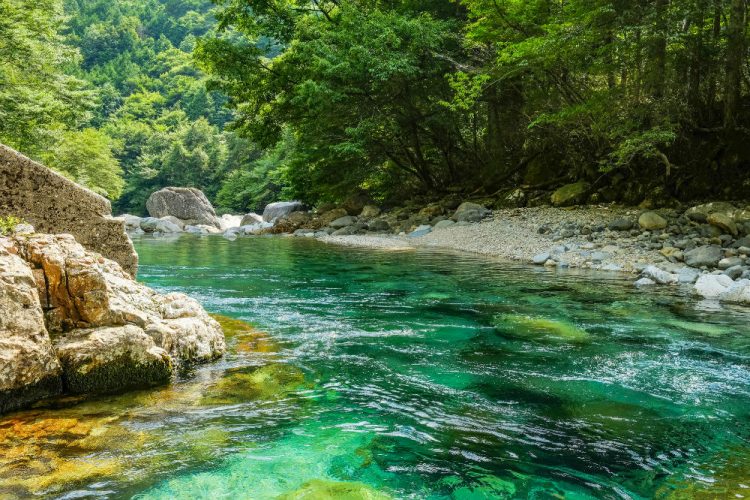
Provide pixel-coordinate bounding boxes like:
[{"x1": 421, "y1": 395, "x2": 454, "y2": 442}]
[
  {"x1": 0, "y1": 232, "x2": 226, "y2": 413},
  {"x1": 551, "y1": 181, "x2": 590, "y2": 207},
  {"x1": 0, "y1": 241, "x2": 62, "y2": 413},
  {"x1": 330, "y1": 215, "x2": 357, "y2": 229},
  {"x1": 707, "y1": 212, "x2": 738, "y2": 236},
  {"x1": 341, "y1": 193, "x2": 374, "y2": 216},
  {"x1": 262, "y1": 201, "x2": 304, "y2": 222},
  {"x1": 685, "y1": 202, "x2": 737, "y2": 223},
  {"x1": 146, "y1": 187, "x2": 220, "y2": 228}
]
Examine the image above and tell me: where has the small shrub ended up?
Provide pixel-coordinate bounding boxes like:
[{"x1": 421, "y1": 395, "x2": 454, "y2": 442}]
[{"x1": 0, "y1": 216, "x2": 24, "y2": 235}]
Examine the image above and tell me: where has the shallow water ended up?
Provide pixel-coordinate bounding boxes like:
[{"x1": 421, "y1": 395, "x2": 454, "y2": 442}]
[{"x1": 2, "y1": 236, "x2": 750, "y2": 499}]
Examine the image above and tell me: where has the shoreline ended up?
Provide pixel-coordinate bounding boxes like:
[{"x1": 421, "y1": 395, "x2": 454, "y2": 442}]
[{"x1": 319, "y1": 206, "x2": 664, "y2": 275}]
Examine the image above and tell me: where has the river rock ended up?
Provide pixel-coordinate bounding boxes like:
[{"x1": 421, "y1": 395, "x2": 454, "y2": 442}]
[
  {"x1": 160, "y1": 216, "x2": 185, "y2": 230},
  {"x1": 146, "y1": 187, "x2": 220, "y2": 228},
  {"x1": 684, "y1": 245, "x2": 723, "y2": 268},
  {"x1": 550, "y1": 182, "x2": 590, "y2": 207},
  {"x1": 718, "y1": 256, "x2": 743, "y2": 270},
  {"x1": 685, "y1": 202, "x2": 737, "y2": 223},
  {"x1": 452, "y1": 202, "x2": 490, "y2": 223},
  {"x1": 608, "y1": 217, "x2": 634, "y2": 231},
  {"x1": 273, "y1": 212, "x2": 312, "y2": 233},
  {"x1": 360, "y1": 205, "x2": 381, "y2": 218},
  {"x1": 118, "y1": 214, "x2": 143, "y2": 231},
  {"x1": 262, "y1": 201, "x2": 304, "y2": 222},
  {"x1": 677, "y1": 267, "x2": 701, "y2": 284},
  {"x1": 434, "y1": 219, "x2": 455, "y2": 230},
  {"x1": 532, "y1": 253, "x2": 550, "y2": 265},
  {"x1": 707, "y1": 212, "x2": 738, "y2": 236},
  {"x1": 0, "y1": 242, "x2": 62, "y2": 413},
  {"x1": 634, "y1": 277, "x2": 656, "y2": 287},
  {"x1": 642, "y1": 265, "x2": 678, "y2": 284},
  {"x1": 693, "y1": 274, "x2": 733, "y2": 299},
  {"x1": 718, "y1": 279, "x2": 750, "y2": 304},
  {"x1": 368, "y1": 219, "x2": 390, "y2": 232},
  {"x1": 330, "y1": 216, "x2": 357, "y2": 229},
  {"x1": 638, "y1": 211, "x2": 667, "y2": 230},
  {"x1": 140, "y1": 217, "x2": 182, "y2": 233},
  {"x1": 240, "y1": 213, "x2": 263, "y2": 226},
  {"x1": 724, "y1": 265, "x2": 745, "y2": 280},
  {"x1": 341, "y1": 193, "x2": 373, "y2": 216}
]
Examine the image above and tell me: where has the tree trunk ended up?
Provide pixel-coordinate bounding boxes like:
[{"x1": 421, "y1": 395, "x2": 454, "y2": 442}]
[{"x1": 724, "y1": 0, "x2": 746, "y2": 128}]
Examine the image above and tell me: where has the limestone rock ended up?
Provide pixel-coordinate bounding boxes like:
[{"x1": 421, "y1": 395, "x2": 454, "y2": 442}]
[
  {"x1": 550, "y1": 182, "x2": 590, "y2": 207},
  {"x1": 0, "y1": 144, "x2": 137, "y2": 276},
  {"x1": 0, "y1": 240, "x2": 62, "y2": 413},
  {"x1": 262, "y1": 201, "x2": 304, "y2": 222},
  {"x1": 642, "y1": 265, "x2": 678, "y2": 284},
  {"x1": 638, "y1": 211, "x2": 667, "y2": 230},
  {"x1": 146, "y1": 187, "x2": 220, "y2": 228},
  {"x1": 719, "y1": 279, "x2": 750, "y2": 304},
  {"x1": 693, "y1": 274, "x2": 733, "y2": 299}
]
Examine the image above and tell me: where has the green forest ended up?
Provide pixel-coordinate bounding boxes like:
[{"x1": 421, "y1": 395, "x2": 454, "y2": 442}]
[{"x1": 2, "y1": 0, "x2": 749, "y2": 213}]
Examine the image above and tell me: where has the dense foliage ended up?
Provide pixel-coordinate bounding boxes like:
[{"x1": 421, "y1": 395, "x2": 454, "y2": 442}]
[
  {"x1": 2, "y1": 0, "x2": 749, "y2": 210},
  {"x1": 199, "y1": 0, "x2": 750, "y2": 205}
]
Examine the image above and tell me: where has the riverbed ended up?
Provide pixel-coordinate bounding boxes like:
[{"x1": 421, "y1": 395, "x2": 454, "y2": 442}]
[{"x1": 1, "y1": 235, "x2": 749, "y2": 498}]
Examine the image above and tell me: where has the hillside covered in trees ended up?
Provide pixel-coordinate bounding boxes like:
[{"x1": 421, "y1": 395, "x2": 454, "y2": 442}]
[{"x1": 2, "y1": 0, "x2": 750, "y2": 212}]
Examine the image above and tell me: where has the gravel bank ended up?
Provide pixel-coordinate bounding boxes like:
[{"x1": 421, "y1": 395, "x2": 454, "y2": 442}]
[{"x1": 320, "y1": 206, "x2": 668, "y2": 274}]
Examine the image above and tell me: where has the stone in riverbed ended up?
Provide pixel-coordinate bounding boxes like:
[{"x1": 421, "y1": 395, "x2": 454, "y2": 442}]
[
  {"x1": 240, "y1": 213, "x2": 263, "y2": 226},
  {"x1": 685, "y1": 202, "x2": 737, "y2": 223},
  {"x1": 359, "y1": 205, "x2": 381, "y2": 218},
  {"x1": 718, "y1": 256, "x2": 743, "y2": 270},
  {"x1": 452, "y1": 202, "x2": 490, "y2": 223},
  {"x1": 433, "y1": 219, "x2": 455, "y2": 230},
  {"x1": 693, "y1": 274, "x2": 733, "y2": 299},
  {"x1": 330, "y1": 215, "x2": 357, "y2": 229},
  {"x1": 608, "y1": 217, "x2": 634, "y2": 231},
  {"x1": 684, "y1": 245, "x2": 723, "y2": 268},
  {"x1": 140, "y1": 217, "x2": 182, "y2": 234},
  {"x1": 724, "y1": 265, "x2": 745, "y2": 280},
  {"x1": 642, "y1": 265, "x2": 678, "y2": 284},
  {"x1": 550, "y1": 181, "x2": 590, "y2": 207},
  {"x1": 634, "y1": 277, "x2": 656, "y2": 287},
  {"x1": 718, "y1": 279, "x2": 750, "y2": 304},
  {"x1": 368, "y1": 219, "x2": 390, "y2": 232},
  {"x1": 262, "y1": 201, "x2": 304, "y2": 223},
  {"x1": 707, "y1": 212, "x2": 738, "y2": 236},
  {"x1": 146, "y1": 187, "x2": 220, "y2": 228},
  {"x1": 532, "y1": 253, "x2": 550, "y2": 265},
  {"x1": 408, "y1": 225, "x2": 432, "y2": 238},
  {"x1": 638, "y1": 211, "x2": 667, "y2": 230}
]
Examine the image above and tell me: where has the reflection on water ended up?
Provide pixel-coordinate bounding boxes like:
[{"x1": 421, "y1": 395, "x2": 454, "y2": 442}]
[{"x1": 1, "y1": 235, "x2": 749, "y2": 499}]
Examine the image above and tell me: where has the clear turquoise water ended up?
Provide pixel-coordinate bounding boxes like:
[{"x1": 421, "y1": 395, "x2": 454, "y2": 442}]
[{"x1": 4, "y1": 235, "x2": 750, "y2": 498}]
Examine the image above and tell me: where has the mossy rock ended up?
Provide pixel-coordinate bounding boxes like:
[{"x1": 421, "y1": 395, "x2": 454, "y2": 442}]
[
  {"x1": 201, "y1": 364, "x2": 306, "y2": 405},
  {"x1": 277, "y1": 479, "x2": 391, "y2": 500},
  {"x1": 211, "y1": 314, "x2": 280, "y2": 354},
  {"x1": 550, "y1": 181, "x2": 590, "y2": 207},
  {"x1": 495, "y1": 315, "x2": 590, "y2": 343}
]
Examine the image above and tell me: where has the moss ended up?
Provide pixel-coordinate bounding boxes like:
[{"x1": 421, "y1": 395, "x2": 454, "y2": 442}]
[
  {"x1": 211, "y1": 314, "x2": 280, "y2": 353},
  {"x1": 0, "y1": 374, "x2": 62, "y2": 415},
  {"x1": 495, "y1": 314, "x2": 590, "y2": 343},
  {"x1": 277, "y1": 479, "x2": 391, "y2": 500},
  {"x1": 201, "y1": 364, "x2": 305, "y2": 405},
  {"x1": 61, "y1": 355, "x2": 172, "y2": 395}
]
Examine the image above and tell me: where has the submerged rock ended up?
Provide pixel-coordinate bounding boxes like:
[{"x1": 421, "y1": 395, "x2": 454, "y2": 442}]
[
  {"x1": 496, "y1": 315, "x2": 590, "y2": 343},
  {"x1": 278, "y1": 479, "x2": 391, "y2": 500}
]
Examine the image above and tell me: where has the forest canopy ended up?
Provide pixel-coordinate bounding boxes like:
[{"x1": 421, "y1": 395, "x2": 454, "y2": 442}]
[{"x1": 1, "y1": 0, "x2": 749, "y2": 212}]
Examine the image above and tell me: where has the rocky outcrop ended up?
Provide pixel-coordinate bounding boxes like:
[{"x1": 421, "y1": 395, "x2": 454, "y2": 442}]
[
  {"x1": 146, "y1": 187, "x2": 221, "y2": 228},
  {"x1": 0, "y1": 241, "x2": 62, "y2": 413},
  {"x1": 262, "y1": 201, "x2": 304, "y2": 222},
  {"x1": 0, "y1": 231, "x2": 225, "y2": 413},
  {"x1": 0, "y1": 144, "x2": 137, "y2": 276}
]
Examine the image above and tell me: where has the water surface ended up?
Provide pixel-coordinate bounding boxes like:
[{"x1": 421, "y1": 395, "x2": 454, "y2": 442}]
[{"x1": 2, "y1": 236, "x2": 750, "y2": 498}]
